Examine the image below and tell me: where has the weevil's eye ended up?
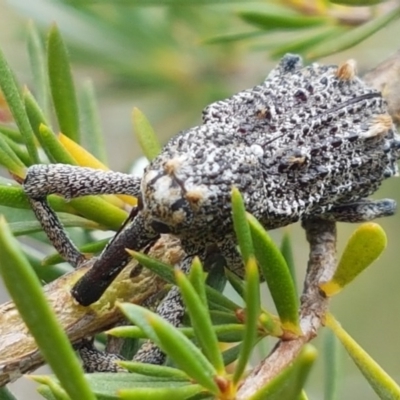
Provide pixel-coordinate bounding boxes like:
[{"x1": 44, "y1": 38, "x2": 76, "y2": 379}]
[{"x1": 150, "y1": 220, "x2": 172, "y2": 234}]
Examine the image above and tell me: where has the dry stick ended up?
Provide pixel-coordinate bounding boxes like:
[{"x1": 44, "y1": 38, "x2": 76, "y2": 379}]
[
  {"x1": 0, "y1": 236, "x2": 183, "y2": 387},
  {"x1": 237, "y1": 219, "x2": 337, "y2": 399}
]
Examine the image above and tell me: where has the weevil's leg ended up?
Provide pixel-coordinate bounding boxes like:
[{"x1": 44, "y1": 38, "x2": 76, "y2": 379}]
[
  {"x1": 23, "y1": 164, "x2": 141, "y2": 267},
  {"x1": 75, "y1": 338, "x2": 125, "y2": 373},
  {"x1": 72, "y1": 213, "x2": 159, "y2": 306},
  {"x1": 320, "y1": 198, "x2": 396, "y2": 223}
]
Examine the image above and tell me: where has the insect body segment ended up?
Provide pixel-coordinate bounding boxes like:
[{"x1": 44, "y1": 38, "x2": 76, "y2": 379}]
[{"x1": 23, "y1": 54, "x2": 400, "y2": 308}]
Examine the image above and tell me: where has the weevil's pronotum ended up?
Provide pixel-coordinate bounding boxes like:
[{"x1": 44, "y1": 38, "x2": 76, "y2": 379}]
[{"x1": 23, "y1": 54, "x2": 400, "y2": 316}]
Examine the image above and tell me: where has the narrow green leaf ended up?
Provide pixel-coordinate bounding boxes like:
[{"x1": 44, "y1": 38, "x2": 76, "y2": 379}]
[
  {"x1": 238, "y1": 5, "x2": 327, "y2": 31},
  {"x1": 0, "y1": 134, "x2": 26, "y2": 176},
  {"x1": 248, "y1": 344, "x2": 317, "y2": 400},
  {"x1": 0, "y1": 47, "x2": 39, "y2": 163},
  {"x1": 280, "y1": 230, "x2": 297, "y2": 294},
  {"x1": 43, "y1": 237, "x2": 109, "y2": 266},
  {"x1": 307, "y1": 6, "x2": 400, "y2": 59},
  {"x1": 176, "y1": 269, "x2": 225, "y2": 373},
  {"x1": 225, "y1": 268, "x2": 245, "y2": 299},
  {"x1": 188, "y1": 257, "x2": 207, "y2": 305},
  {"x1": 0, "y1": 217, "x2": 95, "y2": 400},
  {"x1": 47, "y1": 24, "x2": 80, "y2": 142},
  {"x1": 330, "y1": 0, "x2": 386, "y2": 5},
  {"x1": 27, "y1": 21, "x2": 50, "y2": 118},
  {"x1": 38, "y1": 123, "x2": 77, "y2": 165},
  {"x1": 117, "y1": 361, "x2": 189, "y2": 380},
  {"x1": 324, "y1": 329, "x2": 341, "y2": 400},
  {"x1": 320, "y1": 223, "x2": 387, "y2": 296},
  {"x1": 118, "y1": 384, "x2": 204, "y2": 400},
  {"x1": 0, "y1": 387, "x2": 18, "y2": 400},
  {"x1": 247, "y1": 213, "x2": 300, "y2": 334},
  {"x1": 132, "y1": 107, "x2": 161, "y2": 161},
  {"x1": 80, "y1": 80, "x2": 108, "y2": 164},
  {"x1": 2, "y1": 134, "x2": 32, "y2": 167},
  {"x1": 231, "y1": 187, "x2": 253, "y2": 264},
  {"x1": 128, "y1": 250, "x2": 176, "y2": 284},
  {"x1": 222, "y1": 343, "x2": 241, "y2": 367},
  {"x1": 0, "y1": 126, "x2": 24, "y2": 143},
  {"x1": 31, "y1": 376, "x2": 70, "y2": 400},
  {"x1": 109, "y1": 323, "x2": 246, "y2": 343},
  {"x1": 120, "y1": 303, "x2": 220, "y2": 394},
  {"x1": 8, "y1": 213, "x2": 101, "y2": 236},
  {"x1": 202, "y1": 30, "x2": 266, "y2": 45},
  {"x1": 233, "y1": 257, "x2": 260, "y2": 383},
  {"x1": 0, "y1": 183, "x2": 76, "y2": 214},
  {"x1": 204, "y1": 255, "x2": 226, "y2": 293},
  {"x1": 270, "y1": 25, "x2": 345, "y2": 59},
  {"x1": 326, "y1": 313, "x2": 400, "y2": 399},
  {"x1": 130, "y1": 250, "x2": 239, "y2": 312},
  {"x1": 23, "y1": 87, "x2": 51, "y2": 157}
]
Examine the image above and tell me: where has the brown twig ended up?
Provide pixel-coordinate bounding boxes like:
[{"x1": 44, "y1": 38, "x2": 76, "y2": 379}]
[
  {"x1": 237, "y1": 220, "x2": 337, "y2": 399},
  {"x1": 0, "y1": 236, "x2": 183, "y2": 386}
]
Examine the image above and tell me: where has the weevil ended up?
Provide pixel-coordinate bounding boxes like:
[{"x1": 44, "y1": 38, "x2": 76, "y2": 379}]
[{"x1": 23, "y1": 55, "x2": 399, "y2": 357}]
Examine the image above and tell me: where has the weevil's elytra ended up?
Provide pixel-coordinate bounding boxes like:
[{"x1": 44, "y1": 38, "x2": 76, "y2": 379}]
[{"x1": 23, "y1": 54, "x2": 400, "y2": 308}]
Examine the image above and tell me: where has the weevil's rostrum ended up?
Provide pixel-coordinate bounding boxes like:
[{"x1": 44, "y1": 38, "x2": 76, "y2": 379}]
[
  {"x1": 142, "y1": 54, "x2": 399, "y2": 237},
  {"x1": 23, "y1": 54, "x2": 400, "y2": 308}
]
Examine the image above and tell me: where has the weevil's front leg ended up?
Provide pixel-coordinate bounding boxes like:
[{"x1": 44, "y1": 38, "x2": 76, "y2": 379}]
[
  {"x1": 23, "y1": 164, "x2": 141, "y2": 267},
  {"x1": 320, "y1": 198, "x2": 396, "y2": 223}
]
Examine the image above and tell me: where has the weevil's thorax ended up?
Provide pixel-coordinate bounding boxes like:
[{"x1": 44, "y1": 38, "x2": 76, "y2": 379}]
[{"x1": 140, "y1": 54, "x2": 400, "y2": 237}]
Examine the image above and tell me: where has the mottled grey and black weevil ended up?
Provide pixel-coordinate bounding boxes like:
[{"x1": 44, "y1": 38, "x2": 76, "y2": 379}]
[{"x1": 23, "y1": 54, "x2": 400, "y2": 314}]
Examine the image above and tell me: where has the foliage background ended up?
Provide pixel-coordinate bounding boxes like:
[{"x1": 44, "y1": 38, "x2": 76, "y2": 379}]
[{"x1": 1, "y1": 1, "x2": 400, "y2": 398}]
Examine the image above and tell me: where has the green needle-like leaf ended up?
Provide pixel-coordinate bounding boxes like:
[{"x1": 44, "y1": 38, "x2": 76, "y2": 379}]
[
  {"x1": 0, "y1": 134, "x2": 26, "y2": 176},
  {"x1": 280, "y1": 230, "x2": 297, "y2": 293},
  {"x1": 43, "y1": 237, "x2": 109, "y2": 266},
  {"x1": 79, "y1": 80, "x2": 108, "y2": 164},
  {"x1": 0, "y1": 47, "x2": 39, "y2": 163},
  {"x1": 326, "y1": 313, "x2": 400, "y2": 399},
  {"x1": 117, "y1": 361, "x2": 189, "y2": 380},
  {"x1": 176, "y1": 268, "x2": 225, "y2": 373},
  {"x1": 232, "y1": 187, "x2": 254, "y2": 264},
  {"x1": 307, "y1": 6, "x2": 400, "y2": 59},
  {"x1": 247, "y1": 213, "x2": 300, "y2": 334},
  {"x1": 324, "y1": 329, "x2": 341, "y2": 400},
  {"x1": 47, "y1": 24, "x2": 80, "y2": 142},
  {"x1": 248, "y1": 344, "x2": 317, "y2": 400},
  {"x1": 188, "y1": 257, "x2": 208, "y2": 305},
  {"x1": 233, "y1": 257, "x2": 260, "y2": 383},
  {"x1": 225, "y1": 268, "x2": 245, "y2": 298},
  {"x1": 120, "y1": 303, "x2": 220, "y2": 395},
  {"x1": 118, "y1": 384, "x2": 204, "y2": 400},
  {"x1": 0, "y1": 217, "x2": 95, "y2": 400},
  {"x1": 130, "y1": 250, "x2": 239, "y2": 312},
  {"x1": 27, "y1": 21, "x2": 50, "y2": 118},
  {"x1": 330, "y1": 0, "x2": 386, "y2": 5},
  {"x1": 320, "y1": 222, "x2": 387, "y2": 296},
  {"x1": 238, "y1": 4, "x2": 327, "y2": 31},
  {"x1": 128, "y1": 250, "x2": 176, "y2": 284},
  {"x1": 132, "y1": 107, "x2": 161, "y2": 161},
  {"x1": 0, "y1": 387, "x2": 18, "y2": 400}
]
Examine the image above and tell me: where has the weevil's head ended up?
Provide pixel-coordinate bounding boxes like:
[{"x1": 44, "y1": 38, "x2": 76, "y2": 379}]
[{"x1": 139, "y1": 125, "x2": 253, "y2": 238}]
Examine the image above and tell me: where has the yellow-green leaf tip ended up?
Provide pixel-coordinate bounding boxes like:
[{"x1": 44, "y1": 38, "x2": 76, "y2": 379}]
[{"x1": 320, "y1": 223, "x2": 387, "y2": 296}]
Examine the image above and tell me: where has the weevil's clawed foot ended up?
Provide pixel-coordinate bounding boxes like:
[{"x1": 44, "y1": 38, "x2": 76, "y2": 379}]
[
  {"x1": 320, "y1": 198, "x2": 396, "y2": 223},
  {"x1": 75, "y1": 338, "x2": 125, "y2": 373}
]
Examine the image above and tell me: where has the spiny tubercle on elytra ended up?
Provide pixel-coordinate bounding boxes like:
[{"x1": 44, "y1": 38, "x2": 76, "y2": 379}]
[{"x1": 23, "y1": 54, "x2": 400, "y2": 308}]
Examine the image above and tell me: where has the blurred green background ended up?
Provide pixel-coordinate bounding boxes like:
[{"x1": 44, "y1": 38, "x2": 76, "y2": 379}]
[{"x1": 1, "y1": 0, "x2": 400, "y2": 398}]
